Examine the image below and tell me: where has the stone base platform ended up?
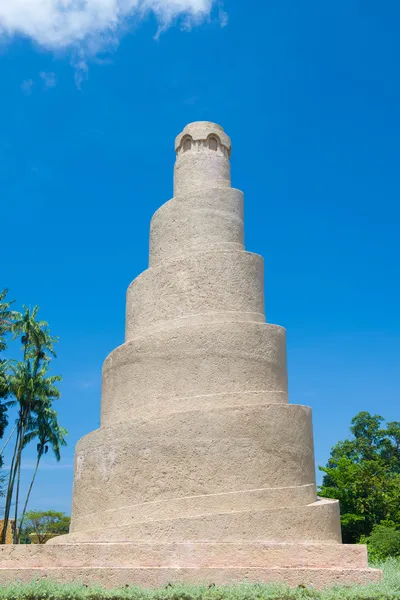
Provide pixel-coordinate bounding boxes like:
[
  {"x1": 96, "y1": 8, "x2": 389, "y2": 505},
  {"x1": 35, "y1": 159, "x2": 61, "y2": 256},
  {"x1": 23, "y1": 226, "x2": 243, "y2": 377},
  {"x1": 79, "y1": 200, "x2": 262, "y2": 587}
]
[{"x1": 0, "y1": 543, "x2": 381, "y2": 589}]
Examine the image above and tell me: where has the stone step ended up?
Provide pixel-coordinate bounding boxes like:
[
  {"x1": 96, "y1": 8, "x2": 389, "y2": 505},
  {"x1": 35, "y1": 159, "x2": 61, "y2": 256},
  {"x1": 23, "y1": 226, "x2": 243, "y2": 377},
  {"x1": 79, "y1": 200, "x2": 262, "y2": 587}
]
[
  {"x1": 0, "y1": 566, "x2": 381, "y2": 589},
  {"x1": 53, "y1": 499, "x2": 341, "y2": 544},
  {"x1": 71, "y1": 485, "x2": 317, "y2": 532},
  {"x1": 1, "y1": 541, "x2": 368, "y2": 569}
]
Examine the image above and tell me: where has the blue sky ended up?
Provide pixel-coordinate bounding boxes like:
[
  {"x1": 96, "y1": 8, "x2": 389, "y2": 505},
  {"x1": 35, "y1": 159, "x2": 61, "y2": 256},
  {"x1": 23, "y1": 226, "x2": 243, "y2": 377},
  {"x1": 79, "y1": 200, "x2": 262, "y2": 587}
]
[{"x1": 1, "y1": 0, "x2": 399, "y2": 515}]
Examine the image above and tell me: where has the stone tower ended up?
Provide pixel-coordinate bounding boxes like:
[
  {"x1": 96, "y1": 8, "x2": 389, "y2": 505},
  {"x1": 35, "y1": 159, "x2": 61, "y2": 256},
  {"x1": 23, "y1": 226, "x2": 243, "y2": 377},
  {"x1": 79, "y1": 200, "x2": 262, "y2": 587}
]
[
  {"x1": 0, "y1": 123, "x2": 380, "y2": 588},
  {"x1": 60, "y1": 121, "x2": 339, "y2": 545}
]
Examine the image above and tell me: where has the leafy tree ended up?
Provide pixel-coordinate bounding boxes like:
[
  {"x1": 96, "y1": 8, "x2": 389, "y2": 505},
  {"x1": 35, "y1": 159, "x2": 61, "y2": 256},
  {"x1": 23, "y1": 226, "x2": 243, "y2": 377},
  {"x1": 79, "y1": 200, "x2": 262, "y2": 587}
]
[
  {"x1": 319, "y1": 412, "x2": 400, "y2": 543},
  {"x1": 20, "y1": 510, "x2": 70, "y2": 544},
  {"x1": 362, "y1": 520, "x2": 400, "y2": 561},
  {"x1": 1, "y1": 306, "x2": 62, "y2": 544},
  {"x1": 17, "y1": 407, "x2": 67, "y2": 541}
]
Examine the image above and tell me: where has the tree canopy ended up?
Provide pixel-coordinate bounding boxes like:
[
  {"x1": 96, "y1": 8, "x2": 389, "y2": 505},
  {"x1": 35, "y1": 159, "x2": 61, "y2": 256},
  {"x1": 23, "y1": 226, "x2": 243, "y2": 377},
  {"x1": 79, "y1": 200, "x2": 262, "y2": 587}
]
[
  {"x1": 0, "y1": 289, "x2": 15, "y2": 477},
  {"x1": 20, "y1": 510, "x2": 70, "y2": 544},
  {"x1": 319, "y1": 411, "x2": 400, "y2": 543}
]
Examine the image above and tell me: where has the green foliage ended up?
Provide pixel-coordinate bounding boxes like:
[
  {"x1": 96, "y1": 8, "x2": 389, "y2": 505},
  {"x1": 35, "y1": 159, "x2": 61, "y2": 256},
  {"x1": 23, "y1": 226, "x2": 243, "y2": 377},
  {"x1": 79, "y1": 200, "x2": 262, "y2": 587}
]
[
  {"x1": 0, "y1": 288, "x2": 17, "y2": 354},
  {"x1": 18, "y1": 409, "x2": 68, "y2": 535},
  {"x1": 0, "y1": 300, "x2": 67, "y2": 544},
  {"x1": 363, "y1": 522, "x2": 400, "y2": 562},
  {"x1": 0, "y1": 288, "x2": 18, "y2": 405},
  {"x1": 319, "y1": 412, "x2": 400, "y2": 544},
  {"x1": 0, "y1": 471, "x2": 5, "y2": 498},
  {"x1": 0, "y1": 558, "x2": 398, "y2": 600},
  {"x1": 20, "y1": 510, "x2": 71, "y2": 544},
  {"x1": 0, "y1": 288, "x2": 16, "y2": 478},
  {"x1": 24, "y1": 407, "x2": 68, "y2": 461}
]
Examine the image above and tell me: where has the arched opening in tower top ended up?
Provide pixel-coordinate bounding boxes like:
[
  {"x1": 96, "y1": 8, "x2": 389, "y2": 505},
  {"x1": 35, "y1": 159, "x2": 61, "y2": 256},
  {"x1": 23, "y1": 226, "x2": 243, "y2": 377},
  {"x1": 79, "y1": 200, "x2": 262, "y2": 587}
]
[
  {"x1": 182, "y1": 137, "x2": 192, "y2": 152},
  {"x1": 208, "y1": 136, "x2": 218, "y2": 151}
]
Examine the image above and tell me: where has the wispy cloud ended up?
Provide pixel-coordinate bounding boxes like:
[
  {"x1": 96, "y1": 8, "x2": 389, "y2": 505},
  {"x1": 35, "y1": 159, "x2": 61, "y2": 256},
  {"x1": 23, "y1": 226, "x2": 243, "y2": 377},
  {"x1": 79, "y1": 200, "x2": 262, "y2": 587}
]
[
  {"x1": 218, "y1": 8, "x2": 228, "y2": 28},
  {"x1": 21, "y1": 79, "x2": 34, "y2": 95},
  {"x1": 4, "y1": 461, "x2": 73, "y2": 471},
  {"x1": 24, "y1": 462, "x2": 73, "y2": 471},
  {"x1": 77, "y1": 380, "x2": 96, "y2": 390},
  {"x1": 0, "y1": 1, "x2": 219, "y2": 59},
  {"x1": 40, "y1": 71, "x2": 57, "y2": 88}
]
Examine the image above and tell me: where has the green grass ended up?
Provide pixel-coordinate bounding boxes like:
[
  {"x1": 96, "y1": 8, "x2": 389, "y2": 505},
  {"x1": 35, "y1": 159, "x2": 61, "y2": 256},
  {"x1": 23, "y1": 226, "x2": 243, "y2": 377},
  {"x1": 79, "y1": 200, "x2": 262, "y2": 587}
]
[{"x1": 0, "y1": 559, "x2": 398, "y2": 600}]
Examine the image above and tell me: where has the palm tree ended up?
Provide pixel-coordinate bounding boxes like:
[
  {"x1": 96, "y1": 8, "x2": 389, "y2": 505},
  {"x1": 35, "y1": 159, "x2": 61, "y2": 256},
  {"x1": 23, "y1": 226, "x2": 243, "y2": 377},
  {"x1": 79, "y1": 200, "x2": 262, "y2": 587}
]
[
  {"x1": 17, "y1": 407, "x2": 67, "y2": 542},
  {"x1": 0, "y1": 290, "x2": 18, "y2": 500},
  {"x1": 0, "y1": 290, "x2": 18, "y2": 456},
  {"x1": 1, "y1": 306, "x2": 60, "y2": 544},
  {"x1": 7, "y1": 362, "x2": 62, "y2": 543},
  {"x1": 0, "y1": 289, "x2": 18, "y2": 354}
]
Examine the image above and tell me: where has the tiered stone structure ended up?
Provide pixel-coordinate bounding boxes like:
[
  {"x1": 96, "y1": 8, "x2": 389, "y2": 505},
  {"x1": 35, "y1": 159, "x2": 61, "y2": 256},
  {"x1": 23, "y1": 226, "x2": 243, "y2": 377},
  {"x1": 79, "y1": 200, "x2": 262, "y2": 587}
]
[{"x1": 0, "y1": 123, "x2": 380, "y2": 588}]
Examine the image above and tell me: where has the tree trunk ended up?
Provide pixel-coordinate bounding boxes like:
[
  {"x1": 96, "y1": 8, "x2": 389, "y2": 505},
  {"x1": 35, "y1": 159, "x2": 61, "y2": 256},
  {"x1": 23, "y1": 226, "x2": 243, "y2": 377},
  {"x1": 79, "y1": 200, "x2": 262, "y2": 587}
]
[
  {"x1": 12, "y1": 452, "x2": 22, "y2": 543},
  {"x1": 0, "y1": 424, "x2": 17, "y2": 457},
  {"x1": 17, "y1": 451, "x2": 42, "y2": 543},
  {"x1": 11, "y1": 415, "x2": 28, "y2": 543},
  {"x1": 0, "y1": 426, "x2": 21, "y2": 543}
]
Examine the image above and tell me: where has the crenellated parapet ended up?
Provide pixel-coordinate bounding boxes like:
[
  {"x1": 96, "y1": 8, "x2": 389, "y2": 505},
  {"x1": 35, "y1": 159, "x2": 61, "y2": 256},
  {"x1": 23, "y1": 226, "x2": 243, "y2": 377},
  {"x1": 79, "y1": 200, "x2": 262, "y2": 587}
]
[
  {"x1": 174, "y1": 122, "x2": 231, "y2": 195},
  {"x1": 175, "y1": 122, "x2": 231, "y2": 158}
]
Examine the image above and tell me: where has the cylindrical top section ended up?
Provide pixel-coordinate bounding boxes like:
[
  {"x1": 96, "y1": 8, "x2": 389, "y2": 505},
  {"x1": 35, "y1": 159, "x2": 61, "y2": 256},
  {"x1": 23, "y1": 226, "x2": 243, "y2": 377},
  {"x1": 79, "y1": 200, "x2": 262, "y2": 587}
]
[{"x1": 174, "y1": 122, "x2": 231, "y2": 196}]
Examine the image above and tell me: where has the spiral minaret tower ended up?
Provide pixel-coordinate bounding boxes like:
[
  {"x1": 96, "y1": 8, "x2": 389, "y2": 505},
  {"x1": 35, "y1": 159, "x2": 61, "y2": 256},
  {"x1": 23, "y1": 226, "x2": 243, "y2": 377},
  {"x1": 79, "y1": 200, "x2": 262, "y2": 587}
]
[
  {"x1": 0, "y1": 123, "x2": 379, "y2": 588},
  {"x1": 64, "y1": 121, "x2": 339, "y2": 543}
]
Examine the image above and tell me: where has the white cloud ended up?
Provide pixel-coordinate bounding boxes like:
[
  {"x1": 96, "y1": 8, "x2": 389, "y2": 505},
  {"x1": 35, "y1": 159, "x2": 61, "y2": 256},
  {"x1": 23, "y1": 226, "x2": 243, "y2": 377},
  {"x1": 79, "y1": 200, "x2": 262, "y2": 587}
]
[
  {"x1": 218, "y1": 8, "x2": 228, "y2": 28},
  {"x1": 0, "y1": 0, "x2": 216, "y2": 56},
  {"x1": 40, "y1": 71, "x2": 57, "y2": 88},
  {"x1": 21, "y1": 78, "x2": 34, "y2": 94}
]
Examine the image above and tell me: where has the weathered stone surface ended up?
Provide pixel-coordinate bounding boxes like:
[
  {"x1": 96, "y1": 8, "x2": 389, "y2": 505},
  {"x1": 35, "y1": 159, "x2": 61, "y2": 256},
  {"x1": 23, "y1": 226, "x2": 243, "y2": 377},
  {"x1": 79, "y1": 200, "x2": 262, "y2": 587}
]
[
  {"x1": 174, "y1": 123, "x2": 231, "y2": 195},
  {"x1": 0, "y1": 542, "x2": 381, "y2": 588},
  {"x1": 126, "y1": 251, "x2": 265, "y2": 337},
  {"x1": 101, "y1": 323, "x2": 288, "y2": 425},
  {"x1": 149, "y1": 188, "x2": 244, "y2": 267},
  {"x1": 0, "y1": 122, "x2": 380, "y2": 587},
  {"x1": 0, "y1": 542, "x2": 370, "y2": 568},
  {"x1": 0, "y1": 566, "x2": 382, "y2": 589}
]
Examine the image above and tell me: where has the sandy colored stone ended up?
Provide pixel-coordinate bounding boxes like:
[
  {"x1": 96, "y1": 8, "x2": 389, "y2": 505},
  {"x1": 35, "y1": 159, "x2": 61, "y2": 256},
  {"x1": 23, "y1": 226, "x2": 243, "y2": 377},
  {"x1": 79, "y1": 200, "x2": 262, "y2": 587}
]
[
  {"x1": 71, "y1": 404, "x2": 315, "y2": 527},
  {"x1": 0, "y1": 542, "x2": 380, "y2": 589},
  {"x1": 0, "y1": 542, "x2": 369, "y2": 569},
  {"x1": 174, "y1": 123, "x2": 231, "y2": 195},
  {"x1": 0, "y1": 567, "x2": 382, "y2": 589},
  {"x1": 149, "y1": 188, "x2": 244, "y2": 267},
  {"x1": 126, "y1": 251, "x2": 265, "y2": 338},
  {"x1": 0, "y1": 122, "x2": 380, "y2": 587},
  {"x1": 101, "y1": 323, "x2": 289, "y2": 425},
  {"x1": 0, "y1": 520, "x2": 13, "y2": 545}
]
